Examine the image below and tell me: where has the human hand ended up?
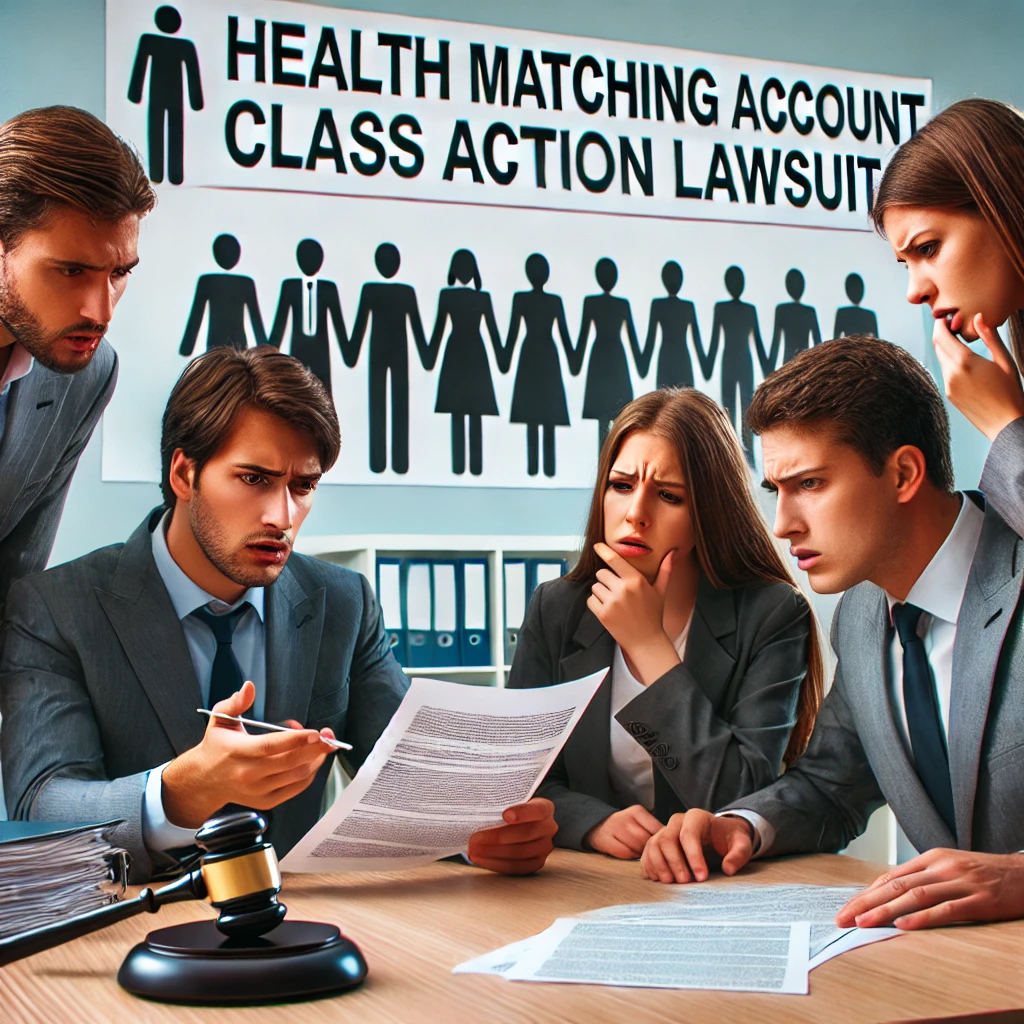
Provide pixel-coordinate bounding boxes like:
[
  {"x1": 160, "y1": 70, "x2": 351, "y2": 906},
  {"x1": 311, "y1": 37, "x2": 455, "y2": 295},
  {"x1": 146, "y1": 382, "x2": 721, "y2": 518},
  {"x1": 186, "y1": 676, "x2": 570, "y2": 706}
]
[
  {"x1": 641, "y1": 809, "x2": 754, "y2": 883},
  {"x1": 588, "y1": 543, "x2": 679, "y2": 684},
  {"x1": 162, "y1": 680, "x2": 338, "y2": 829},
  {"x1": 584, "y1": 805, "x2": 664, "y2": 859},
  {"x1": 932, "y1": 313, "x2": 1024, "y2": 441},
  {"x1": 835, "y1": 847, "x2": 1024, "y2": 930},
  {"x1": 467, "y1": 798, "x2": 558, "y2": 875}
]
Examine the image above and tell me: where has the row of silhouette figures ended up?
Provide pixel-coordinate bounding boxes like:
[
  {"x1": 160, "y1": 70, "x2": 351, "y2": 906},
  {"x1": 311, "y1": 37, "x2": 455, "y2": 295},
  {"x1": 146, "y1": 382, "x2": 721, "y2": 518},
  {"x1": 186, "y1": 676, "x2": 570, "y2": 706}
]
[{"x1": 180, "y1": 236, "x2": 878, "y2": 476}]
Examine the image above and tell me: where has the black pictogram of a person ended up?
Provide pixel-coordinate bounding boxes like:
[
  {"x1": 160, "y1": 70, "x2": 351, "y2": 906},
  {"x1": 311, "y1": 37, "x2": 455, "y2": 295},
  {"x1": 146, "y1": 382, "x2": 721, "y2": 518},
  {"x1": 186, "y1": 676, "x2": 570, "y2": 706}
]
[
  {"x1": 505, "y1": 254, "x2": 579, "y2": 478},
  {"x1": 430, "y1": 249, "x2": 507, "y2": 476},
  {"x1": 833, "y1": 273, "x2": 879, "y2": 337},
  {"x1": 268, "y1": 239, "x2": 348, "y2": 393},
  {"x1": 127, "y1": 5, "x2": 203, "y2": 186},
  {"x1": 180, "y1": 234, "x2": 266, "y2": 355},
  {"x1": 638, "y1": 260, "x2": 705, "y2": 388},
  {"x1": 705, "y1": 266, "x2": 767, "y2": 466},
  {"x1": 347, "y1": 243, "x2": 434, "y2": 475},
  {"x1": 578, "y1": 257, "x2": 643, "y2": 454},
  {"x1": 766, "y1": 269, "x2": 822, "y2": 372}
]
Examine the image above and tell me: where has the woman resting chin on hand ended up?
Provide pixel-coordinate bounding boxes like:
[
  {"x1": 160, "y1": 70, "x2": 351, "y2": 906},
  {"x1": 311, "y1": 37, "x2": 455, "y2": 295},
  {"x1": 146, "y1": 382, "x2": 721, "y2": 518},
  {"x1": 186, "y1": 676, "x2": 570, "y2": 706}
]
[{"x1": 506, "y1": 388, "x2": 824, "y2": 860}]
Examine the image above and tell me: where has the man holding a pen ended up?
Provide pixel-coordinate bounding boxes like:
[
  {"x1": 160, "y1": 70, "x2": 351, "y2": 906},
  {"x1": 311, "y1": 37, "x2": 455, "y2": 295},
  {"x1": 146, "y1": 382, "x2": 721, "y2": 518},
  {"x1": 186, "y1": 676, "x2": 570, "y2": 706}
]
[{"x1": 0, "y1": 347, "x2": 557, "y2": 881}]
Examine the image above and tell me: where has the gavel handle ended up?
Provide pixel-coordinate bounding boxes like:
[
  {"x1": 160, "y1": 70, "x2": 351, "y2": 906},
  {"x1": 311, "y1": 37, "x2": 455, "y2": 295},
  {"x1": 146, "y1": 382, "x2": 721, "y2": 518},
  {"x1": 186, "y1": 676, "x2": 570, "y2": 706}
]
[{"x1": 0, "y1": 868, "x2": 207, "y2": 967}]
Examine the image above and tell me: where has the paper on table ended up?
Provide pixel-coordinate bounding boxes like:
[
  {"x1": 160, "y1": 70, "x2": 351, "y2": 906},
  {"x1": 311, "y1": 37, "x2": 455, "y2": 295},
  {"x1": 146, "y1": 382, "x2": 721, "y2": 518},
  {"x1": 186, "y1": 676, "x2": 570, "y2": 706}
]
[
  {"x1": 281, "y1": 671, "x2": 606, "y2": 872},
  {"x1": 504, "y1": 919, "x2": 811, "y2": 994},
  {"x1": 452, "y1": 930, "x2": 558, "y2": 977}
]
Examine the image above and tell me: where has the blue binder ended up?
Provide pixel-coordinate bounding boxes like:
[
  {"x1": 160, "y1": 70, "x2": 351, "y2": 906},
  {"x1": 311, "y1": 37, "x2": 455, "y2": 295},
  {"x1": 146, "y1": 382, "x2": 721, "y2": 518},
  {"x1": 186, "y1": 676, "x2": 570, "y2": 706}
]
[
  {"x1": 403, "y1": 559, "x2": 434, "y2": 668},
  {"x1": 502, "y1": 558, "x2": 528, "y2": 666},
  {"x1": 528, "y1": 558, "x2": 568, "y2": 593},
  {"x1": 431, "y1": 559, "x2": 460, "y2": 667},
  {"x1": 458, "y1": 558, "x2": 491, "y2": 666},
  {"x1": 375, "y1": 557, "x2": 407, "y2": 666}
]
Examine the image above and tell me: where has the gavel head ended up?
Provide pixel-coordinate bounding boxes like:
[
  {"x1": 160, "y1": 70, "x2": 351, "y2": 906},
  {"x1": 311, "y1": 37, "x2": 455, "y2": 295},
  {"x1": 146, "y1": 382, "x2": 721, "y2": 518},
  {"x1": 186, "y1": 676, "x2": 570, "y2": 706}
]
[{"x1": 195, "y1": 811, "x2": 286, "y2": 939}]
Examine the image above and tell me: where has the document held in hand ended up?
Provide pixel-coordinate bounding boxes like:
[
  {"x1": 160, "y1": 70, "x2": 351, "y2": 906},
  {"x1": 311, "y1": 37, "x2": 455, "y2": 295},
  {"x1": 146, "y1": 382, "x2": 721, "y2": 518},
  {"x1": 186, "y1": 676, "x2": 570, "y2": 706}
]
[{"x1": 281, "y1": 671, "x2": 606, "y2": 872}]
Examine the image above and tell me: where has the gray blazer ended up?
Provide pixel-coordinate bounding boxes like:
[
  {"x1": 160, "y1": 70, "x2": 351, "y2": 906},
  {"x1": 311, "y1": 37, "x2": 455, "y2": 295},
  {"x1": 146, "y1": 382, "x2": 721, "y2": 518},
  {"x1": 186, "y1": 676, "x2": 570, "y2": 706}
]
[
  {"x1": 981, "y1": 416, "x2": 1024, "y2": 539},
  {"x1": 506, "y1": 575, "x2": 812, "y2": 849},
  {"x1": 0, "y1": 510, "x2": 409, "y2": 881},
  {"x1": 727, "y1": 495, "x2": 1024, "y2": 856},
  {"x1": 0, "y1": 341, "x2": 116, "y2": 613}
]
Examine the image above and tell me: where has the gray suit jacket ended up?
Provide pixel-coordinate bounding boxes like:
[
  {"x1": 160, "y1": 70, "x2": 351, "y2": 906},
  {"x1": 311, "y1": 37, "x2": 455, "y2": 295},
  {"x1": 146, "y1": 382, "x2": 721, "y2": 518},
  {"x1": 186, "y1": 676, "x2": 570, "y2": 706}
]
[
  {"x1": 0, "y1": 510, "x2": 409, "y2": 881},
  {"x1": 727, "y1": 495, "x2": 1024, "y2": 856},
  {"x1": 506, "y1": 575, "x2": 812, "y2": 849},
  {"x1": 0, "y1": 341, "x2": 116, "y2": 612}
]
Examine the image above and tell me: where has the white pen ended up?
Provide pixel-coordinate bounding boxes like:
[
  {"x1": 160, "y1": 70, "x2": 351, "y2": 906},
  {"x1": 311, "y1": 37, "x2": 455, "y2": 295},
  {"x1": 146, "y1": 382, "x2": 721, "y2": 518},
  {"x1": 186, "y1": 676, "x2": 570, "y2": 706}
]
[{"x1": 196, "y1": 708, "x2": 352, "y2": 750}]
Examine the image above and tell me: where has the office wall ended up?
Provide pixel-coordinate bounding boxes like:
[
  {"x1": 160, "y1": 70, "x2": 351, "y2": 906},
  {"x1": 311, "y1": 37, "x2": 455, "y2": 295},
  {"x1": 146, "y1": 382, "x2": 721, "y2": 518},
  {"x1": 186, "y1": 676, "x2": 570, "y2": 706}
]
[{"x1": 1, "y1": 0, "x2": 1022, "y2": 564}]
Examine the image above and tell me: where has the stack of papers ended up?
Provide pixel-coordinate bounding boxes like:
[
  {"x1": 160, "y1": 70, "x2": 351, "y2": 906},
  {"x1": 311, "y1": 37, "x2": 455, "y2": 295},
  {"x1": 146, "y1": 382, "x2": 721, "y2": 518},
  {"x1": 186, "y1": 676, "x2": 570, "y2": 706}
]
[
  {"x1": 0, "y1": 821, "x2": 128, "y2": 941},
  {"x1": 454, "y1": 884, "x2": 902, "y2": 995}
]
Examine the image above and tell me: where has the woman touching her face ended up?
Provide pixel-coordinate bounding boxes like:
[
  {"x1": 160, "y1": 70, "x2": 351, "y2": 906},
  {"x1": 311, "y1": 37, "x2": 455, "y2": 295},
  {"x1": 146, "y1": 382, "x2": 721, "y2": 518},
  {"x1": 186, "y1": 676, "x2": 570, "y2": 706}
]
[
  {"x1": 506, "y1": 388, "x2": 824, "y2": 862},
  {"x1": 873, "y1": 99, "x2": 1024, "y2": 533}
]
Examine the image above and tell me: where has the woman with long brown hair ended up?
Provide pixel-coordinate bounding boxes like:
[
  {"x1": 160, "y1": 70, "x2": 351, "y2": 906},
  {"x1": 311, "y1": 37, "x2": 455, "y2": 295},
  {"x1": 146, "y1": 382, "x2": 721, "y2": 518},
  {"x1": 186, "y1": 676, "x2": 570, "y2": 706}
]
[
  {"x1": 506, "y1": 387, "x2": 823, "y2": 859},
  {"x1": 872, "y1": 98, "x2": 1024, "y2": 534}
]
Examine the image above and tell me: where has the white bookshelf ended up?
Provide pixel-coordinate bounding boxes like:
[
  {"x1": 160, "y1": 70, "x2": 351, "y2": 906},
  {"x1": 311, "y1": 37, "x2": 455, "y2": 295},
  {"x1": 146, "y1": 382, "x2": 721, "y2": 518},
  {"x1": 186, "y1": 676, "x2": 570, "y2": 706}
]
[{"x1": 295, "y1": 533, "x2": 581, "y2": 687}]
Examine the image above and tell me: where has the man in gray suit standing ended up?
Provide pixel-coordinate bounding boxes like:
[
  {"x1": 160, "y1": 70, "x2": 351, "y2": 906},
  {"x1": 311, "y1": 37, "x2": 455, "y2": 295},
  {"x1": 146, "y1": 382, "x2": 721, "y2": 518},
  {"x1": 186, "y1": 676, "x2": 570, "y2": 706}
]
[
  {"x1": 0, "y1": 347, "x2": 556, "y2": 881},
  {"x1": 643, "y1": 335, "x2": 1024, "y2": 931},
  {"x1": 0, "y1": 106, "x2": 154, "y2": 607}
]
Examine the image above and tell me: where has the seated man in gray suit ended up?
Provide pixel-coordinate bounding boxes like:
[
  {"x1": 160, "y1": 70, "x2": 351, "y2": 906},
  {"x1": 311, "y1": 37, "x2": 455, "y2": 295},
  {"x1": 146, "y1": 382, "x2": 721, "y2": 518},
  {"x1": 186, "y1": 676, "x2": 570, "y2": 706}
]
[
  {"x1": 0, "y1": 347, "x2": 556, "y2": 880},
  {"x1": 643, "y1": 335, "x2": 1024, "y2": 930},
  {"x1": 0, "y1": 106, "x2": 154, "y2": 608}
]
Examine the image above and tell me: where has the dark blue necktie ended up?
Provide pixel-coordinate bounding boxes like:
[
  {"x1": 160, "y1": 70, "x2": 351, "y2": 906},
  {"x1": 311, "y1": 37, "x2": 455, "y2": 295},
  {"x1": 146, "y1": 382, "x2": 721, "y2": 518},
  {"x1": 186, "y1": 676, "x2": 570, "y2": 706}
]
[
  {"x1": 191, "y1": 603, "x2": 251, "y2": 709},
  {"x1": 892, "y1": 602, "x2": 956, "y2": 835}
]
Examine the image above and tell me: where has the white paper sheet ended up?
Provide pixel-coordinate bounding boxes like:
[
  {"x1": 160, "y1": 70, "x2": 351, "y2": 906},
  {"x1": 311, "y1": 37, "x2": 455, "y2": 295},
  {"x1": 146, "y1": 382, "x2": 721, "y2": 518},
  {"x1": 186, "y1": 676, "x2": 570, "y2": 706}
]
[
  {"x1": 503, "y1": 919, "x2": 811, "y2": 994},
  {"x1": 281, "y1": 671, "x2": 606, "y2": 872}
]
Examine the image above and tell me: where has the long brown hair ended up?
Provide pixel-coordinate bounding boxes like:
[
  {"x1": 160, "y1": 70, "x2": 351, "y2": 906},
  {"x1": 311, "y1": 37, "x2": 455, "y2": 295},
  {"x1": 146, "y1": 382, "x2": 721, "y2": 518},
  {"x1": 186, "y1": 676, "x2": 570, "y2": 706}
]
[
  {"x1": 568, "y1": 387, "x2": 824, "y2": 764},
  {"x1": 871, "y1": 98, "x2": 1024, "y2": 367}
]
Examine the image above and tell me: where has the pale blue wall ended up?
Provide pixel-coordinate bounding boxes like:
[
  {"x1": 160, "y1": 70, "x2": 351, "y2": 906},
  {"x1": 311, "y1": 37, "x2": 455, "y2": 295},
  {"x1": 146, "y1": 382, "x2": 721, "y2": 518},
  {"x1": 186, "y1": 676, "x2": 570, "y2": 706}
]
[{"x1": 2, "y1": 0, "x2": 1022, "y2": 563}]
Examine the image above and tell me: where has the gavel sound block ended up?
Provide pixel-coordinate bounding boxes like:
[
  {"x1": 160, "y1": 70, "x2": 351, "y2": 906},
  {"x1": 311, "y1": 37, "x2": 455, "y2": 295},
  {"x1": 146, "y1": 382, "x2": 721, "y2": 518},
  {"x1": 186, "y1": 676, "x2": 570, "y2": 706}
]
[{"x1": 0, "y1": 811, "x2": 367, "y2": 1005}]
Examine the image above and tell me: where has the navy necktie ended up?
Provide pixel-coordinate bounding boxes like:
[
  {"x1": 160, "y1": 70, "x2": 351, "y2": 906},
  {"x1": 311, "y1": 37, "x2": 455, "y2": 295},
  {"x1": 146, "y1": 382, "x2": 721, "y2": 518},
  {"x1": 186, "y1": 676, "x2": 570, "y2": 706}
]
[
  {"x1": 892, "y1": 602, "x2": 956, "y2": 835},
  {"x1": 191, "y1": 603, "x2": 251, "y2": 709}
]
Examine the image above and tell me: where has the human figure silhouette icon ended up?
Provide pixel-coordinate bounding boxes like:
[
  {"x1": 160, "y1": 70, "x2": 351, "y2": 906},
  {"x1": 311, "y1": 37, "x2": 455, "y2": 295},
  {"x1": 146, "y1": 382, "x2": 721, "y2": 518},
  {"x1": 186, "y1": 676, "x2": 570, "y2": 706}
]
[
  {"x1": 180, "y1": 234, "x2": 266, "y2": 355},
  {"x1": 268, "y1": 239, "x2": 348, "y2": 393},
  {"x1": 347, "y1": 243, "x2": 434, "y2": 475},
  {"x1": 638, "y1": 260, "x2": 705, "y2": 388},
  {"x1": 766, "y1": 269, "x2": 822, "y2": 371},
  {"x1": 430, "y1": 249, "x2": 507, "y2": 476},
  {"x1": 834, "y1": 273, "x2": 879, "y2": 337},
  {"x1": 127, "y1": 5, "x2": 203, "y2": 186},
  {"x1": 579, "y1": 257, "x2": 643, "y2": 453},
  {"x1": 505, "y1": 254, "x2": 579, "y2": 478},
  {"x1": 705, "y1": 266, "x2": 767, "y2": 466}
]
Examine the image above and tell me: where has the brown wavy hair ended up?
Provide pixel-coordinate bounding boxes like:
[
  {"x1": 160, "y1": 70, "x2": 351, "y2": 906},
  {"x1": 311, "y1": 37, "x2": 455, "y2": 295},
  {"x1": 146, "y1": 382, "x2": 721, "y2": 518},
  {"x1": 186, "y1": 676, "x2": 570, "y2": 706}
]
[
  {"x1": 567, "y1": 387, "x2": 824, "y2": 763},
  {"x1": 871, "y1": 98, "x2": 1024, "y2": 367}
]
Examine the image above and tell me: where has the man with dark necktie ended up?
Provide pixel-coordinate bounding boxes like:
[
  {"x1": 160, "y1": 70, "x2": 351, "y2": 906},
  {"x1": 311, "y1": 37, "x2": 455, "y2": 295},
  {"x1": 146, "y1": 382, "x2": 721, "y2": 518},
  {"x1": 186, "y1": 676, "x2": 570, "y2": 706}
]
[
  {"x1": 643, "y1": 335, "x2": 1024, "y2": 931},
  {"x1": 0, "y1": 347, "x2": 556, "y2": 881}
]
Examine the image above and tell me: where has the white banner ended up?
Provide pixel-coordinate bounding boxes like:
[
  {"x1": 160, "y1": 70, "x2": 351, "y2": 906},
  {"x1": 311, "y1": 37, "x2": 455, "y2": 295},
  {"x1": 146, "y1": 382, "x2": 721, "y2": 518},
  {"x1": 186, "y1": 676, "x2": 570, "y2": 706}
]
[{"x1": 102, "y1": 1, "x2": 931, "y2": 487}]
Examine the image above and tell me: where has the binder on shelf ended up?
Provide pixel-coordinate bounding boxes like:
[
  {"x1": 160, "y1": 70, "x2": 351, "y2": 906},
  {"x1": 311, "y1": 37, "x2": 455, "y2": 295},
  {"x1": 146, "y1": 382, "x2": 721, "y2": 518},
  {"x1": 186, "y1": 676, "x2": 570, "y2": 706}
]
[
  {"x1": 529, "y1": 558, "x2": 568, "y2": 592},
  {"x1": 376, "y1": 557, "x2": 407, "y2": 666},
  {"x1": 404, "y1": 559, "x2": 433, "y2": 668},
  {"x1": 431, "y1": 559, "x2": 459, "y2": 667},
  {"x1": 503, "y1": 558, "x2": 528, "y2": 666},
  {"x1": 459, "y1": 558, "x2": 491, "y2": 667}
]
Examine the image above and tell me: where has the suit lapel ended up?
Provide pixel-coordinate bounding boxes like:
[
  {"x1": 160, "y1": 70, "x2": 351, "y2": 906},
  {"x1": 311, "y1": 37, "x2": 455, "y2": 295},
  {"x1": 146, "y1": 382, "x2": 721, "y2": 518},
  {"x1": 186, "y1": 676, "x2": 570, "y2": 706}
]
[
  {"x1": 263, "y1": 565, "x2": 325, "y2": 726},
  {"x1": 948, "y1": 507, "x2": 1023, "y2": 850},
  {"x1": 95, "y1": 515, "x2": 205, "y2": 756},
  {"x1": 0, "y1": 368, "x2": 73, "y2": 530},
  {"x1": 682, "y1": 576, "x2": 736, "y2": 704}
]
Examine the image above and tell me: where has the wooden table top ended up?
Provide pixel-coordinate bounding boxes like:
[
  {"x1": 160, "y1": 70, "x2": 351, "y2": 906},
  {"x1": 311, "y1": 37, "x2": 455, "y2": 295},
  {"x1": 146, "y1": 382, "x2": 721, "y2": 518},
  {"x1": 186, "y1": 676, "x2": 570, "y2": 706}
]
[{"x1": 1, "y1": 850, "x2": 1021, "y2": 1023}]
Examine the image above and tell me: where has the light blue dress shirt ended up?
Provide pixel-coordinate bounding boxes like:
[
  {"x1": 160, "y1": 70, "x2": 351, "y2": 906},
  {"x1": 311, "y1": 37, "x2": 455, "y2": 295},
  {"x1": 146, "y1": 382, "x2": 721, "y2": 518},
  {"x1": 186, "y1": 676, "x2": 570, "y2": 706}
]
[
  {"x1": 0, "y1": 344, "x2": 34, "y2": 440},
  {"x1": 142, "y1": 511, "x2": 267, "y2": 852}
]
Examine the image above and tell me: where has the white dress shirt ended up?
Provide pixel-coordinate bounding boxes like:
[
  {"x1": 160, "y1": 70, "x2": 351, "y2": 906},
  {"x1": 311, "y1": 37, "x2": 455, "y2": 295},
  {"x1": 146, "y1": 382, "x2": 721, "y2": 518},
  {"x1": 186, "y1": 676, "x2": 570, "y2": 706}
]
[
  {"x1": 609, "y1": 616, "x2": 691, "y2": 809},
  {"x1": 730, "y1": 494, "x2": 983, "y2": 855},
  {"x1": 142, "y1": 511, "x2": 267, "y2": 852}
]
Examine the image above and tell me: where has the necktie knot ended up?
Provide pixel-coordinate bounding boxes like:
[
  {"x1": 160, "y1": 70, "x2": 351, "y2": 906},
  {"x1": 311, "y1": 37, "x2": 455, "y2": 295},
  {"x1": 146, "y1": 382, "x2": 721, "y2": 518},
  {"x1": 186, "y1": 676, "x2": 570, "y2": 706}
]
[
  {"x1": 191, "y1": 602, "x2": 249, "y2": 645},
  {"x1": 892, "y1": 602, "x2": 925, "y2": 646}
]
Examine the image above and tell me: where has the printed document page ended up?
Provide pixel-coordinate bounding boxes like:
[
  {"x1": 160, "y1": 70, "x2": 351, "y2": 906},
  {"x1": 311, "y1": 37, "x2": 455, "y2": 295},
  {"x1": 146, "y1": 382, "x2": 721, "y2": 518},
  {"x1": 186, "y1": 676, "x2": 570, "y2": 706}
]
[
  {"x1": 281, "y1": 671, "x2": 606, "y2": 872},
  {"x1": 504, "y1": 919, "x2": 811, "y2": 994}
]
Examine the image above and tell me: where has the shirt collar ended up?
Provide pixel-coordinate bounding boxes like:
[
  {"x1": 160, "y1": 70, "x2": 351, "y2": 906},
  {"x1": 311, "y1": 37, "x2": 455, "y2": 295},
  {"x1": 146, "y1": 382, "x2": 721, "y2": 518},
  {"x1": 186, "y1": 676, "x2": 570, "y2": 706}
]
[
  {"x1": 0, "y1": 344, "x2": 34, "y2": 393},
  {"x1": 885, "y1": 493, "x2": 984, "y2": 627},
  {"x1": 150, "y1": 510, "x2": 265, "y2": 621}
]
